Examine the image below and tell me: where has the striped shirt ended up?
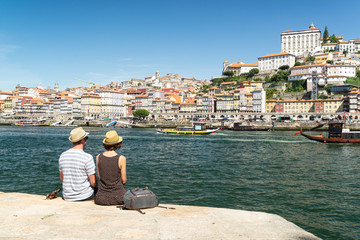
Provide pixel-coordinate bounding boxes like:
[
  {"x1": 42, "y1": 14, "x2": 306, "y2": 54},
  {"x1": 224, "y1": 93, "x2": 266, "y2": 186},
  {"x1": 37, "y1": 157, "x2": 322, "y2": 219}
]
[{"x1": 59, "y1": 149, "x2": 96, "y2": 201}]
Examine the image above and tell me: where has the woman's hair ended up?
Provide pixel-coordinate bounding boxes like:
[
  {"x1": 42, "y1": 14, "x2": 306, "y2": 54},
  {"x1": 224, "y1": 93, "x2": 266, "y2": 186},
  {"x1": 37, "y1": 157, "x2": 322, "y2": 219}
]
[{"x1": 103, "y1": 142, "x2": 122, "y2": 151}]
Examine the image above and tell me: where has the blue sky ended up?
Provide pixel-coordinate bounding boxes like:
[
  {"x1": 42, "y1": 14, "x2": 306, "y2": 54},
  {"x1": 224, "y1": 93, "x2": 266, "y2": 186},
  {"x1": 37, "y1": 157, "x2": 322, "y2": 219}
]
[{"x1": 0, "y1": 0, "x2": 359, "y2": 91}]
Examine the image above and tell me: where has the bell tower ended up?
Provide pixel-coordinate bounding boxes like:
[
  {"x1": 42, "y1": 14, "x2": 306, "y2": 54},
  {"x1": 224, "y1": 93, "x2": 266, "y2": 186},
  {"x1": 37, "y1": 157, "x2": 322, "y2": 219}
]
[{"x1": 54, "y1": 82, "x2": 59, "y2": 92}]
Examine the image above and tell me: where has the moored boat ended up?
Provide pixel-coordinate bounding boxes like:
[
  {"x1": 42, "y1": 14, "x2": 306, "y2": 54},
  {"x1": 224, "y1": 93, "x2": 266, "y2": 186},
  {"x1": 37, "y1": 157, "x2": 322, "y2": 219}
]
[
  {"x1": 157, "y1": 123, "x2": 219, "y2": 135},
  {"x1": 297, "y1": 122, "x2": 360, "y2": 143},
  {"x1": 228, "y1": 122, "x2": 270, "y2": 131},
  {"x1": 15, "y1": 121, "x2": 49, "y2": 126}
]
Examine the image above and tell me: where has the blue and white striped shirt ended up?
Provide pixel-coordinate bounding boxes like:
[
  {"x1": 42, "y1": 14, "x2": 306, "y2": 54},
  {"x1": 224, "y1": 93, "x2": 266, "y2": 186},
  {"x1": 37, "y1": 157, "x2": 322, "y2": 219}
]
[{"x1": 59, "y1": 149, "x2": 96, "y2": 201}]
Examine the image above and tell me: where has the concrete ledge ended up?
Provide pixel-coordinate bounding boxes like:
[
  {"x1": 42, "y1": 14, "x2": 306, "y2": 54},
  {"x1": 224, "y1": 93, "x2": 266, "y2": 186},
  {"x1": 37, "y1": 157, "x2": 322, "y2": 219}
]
[{"x1": 0, "y1": 192, "x2": 320, "y2": 239}]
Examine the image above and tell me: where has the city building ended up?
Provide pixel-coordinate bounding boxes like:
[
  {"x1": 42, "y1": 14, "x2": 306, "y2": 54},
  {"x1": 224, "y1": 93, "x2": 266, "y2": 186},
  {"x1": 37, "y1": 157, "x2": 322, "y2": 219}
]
[
  {"x1": 253, "y1": 88, "x2": 266, "y2": 113},
  {"x1": 0, "y1": 91, "x2": 12, "y2": 100},
  {"x1": 215, "y1": 94, "x2": 234, "y2": 113},
  {"x1": 99, "y1": 90, "x2": 123, "y2": 118},
  {"x1": 266, "y1": 99, "x2": 343, "y2": 113},
  {"x1": 81, "y1": 93, "x2": 101, "y2": 119},
  {"x1": 258, "y1": 52, "x2": 296, "y2": 72},
  {"x1": 180, "y1": 101, "x2": 196, "y2": 113},
  {"x1": 222, "y1": 60, "x2": 258, "y2": 76},
  {"x1": 281, "y1": 23, "x2": 322, "y2": 57}
]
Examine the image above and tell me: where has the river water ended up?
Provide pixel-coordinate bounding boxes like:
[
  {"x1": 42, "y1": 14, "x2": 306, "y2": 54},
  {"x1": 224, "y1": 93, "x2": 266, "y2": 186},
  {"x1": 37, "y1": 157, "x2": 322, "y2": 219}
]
[{"x1": 0, "y1": 126, "x2": 359, "y2": 239}]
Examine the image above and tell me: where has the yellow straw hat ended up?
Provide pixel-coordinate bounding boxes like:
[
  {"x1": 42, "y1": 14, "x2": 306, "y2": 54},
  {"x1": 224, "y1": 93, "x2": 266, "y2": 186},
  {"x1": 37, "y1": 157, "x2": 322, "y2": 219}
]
[
  {"x1": 69, "y1": 127, "x2": 89, "y2": 142},
  {"x1": 103, "y1": 130, "x2": 123, "y2": 145}
]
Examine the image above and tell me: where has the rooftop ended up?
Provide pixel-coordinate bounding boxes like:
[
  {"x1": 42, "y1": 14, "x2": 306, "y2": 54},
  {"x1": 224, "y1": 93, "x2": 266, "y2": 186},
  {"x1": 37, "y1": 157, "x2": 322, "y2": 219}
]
[{"x1": 258, "y1": 52, "x2": 292, "y2": 59}]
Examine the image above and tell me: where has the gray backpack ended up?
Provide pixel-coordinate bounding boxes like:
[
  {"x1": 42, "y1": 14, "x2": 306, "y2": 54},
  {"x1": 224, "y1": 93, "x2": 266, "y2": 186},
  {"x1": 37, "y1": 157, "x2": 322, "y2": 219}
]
[{"x1": 123, "y1": 187, "x2": 158, "y2": 214}]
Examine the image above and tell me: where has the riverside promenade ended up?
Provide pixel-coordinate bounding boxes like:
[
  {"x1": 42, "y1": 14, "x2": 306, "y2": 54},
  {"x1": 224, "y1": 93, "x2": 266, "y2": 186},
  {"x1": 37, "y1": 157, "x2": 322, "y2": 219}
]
[{"x1": 0, "y1": 192, "x2": 320, "y2": 239}]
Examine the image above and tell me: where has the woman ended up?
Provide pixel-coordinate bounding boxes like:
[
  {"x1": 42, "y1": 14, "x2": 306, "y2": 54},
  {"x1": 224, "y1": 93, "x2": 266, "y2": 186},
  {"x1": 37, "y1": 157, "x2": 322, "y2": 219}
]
[{"x1": 94, "y1": 130, "x2": 127, "y2": 205}]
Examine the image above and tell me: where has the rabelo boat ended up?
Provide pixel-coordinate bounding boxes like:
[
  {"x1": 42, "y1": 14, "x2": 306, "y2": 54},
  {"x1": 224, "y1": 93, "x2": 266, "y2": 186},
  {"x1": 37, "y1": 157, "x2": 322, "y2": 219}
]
[{"x1": 297, "y1": 122, "x2": 360, "y2": 143}]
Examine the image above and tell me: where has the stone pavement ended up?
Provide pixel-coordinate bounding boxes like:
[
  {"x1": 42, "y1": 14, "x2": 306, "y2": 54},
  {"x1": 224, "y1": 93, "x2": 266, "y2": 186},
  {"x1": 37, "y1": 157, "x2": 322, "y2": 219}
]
[{"x1": 0, "y1": 192, "x2": 321, "y2": 239}]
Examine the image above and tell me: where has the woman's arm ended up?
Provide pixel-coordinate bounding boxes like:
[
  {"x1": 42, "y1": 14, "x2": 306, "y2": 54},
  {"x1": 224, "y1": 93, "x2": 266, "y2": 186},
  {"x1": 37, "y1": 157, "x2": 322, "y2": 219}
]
[{"x1": 118, "y1": 155, "x2": 127, "y2": 185}]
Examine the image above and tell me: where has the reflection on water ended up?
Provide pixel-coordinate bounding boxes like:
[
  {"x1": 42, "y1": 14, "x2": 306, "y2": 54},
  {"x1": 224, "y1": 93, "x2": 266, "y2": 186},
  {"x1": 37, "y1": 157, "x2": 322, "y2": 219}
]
[{"x1": 0, "y1": 126, "x2": 359, "y2": 240}]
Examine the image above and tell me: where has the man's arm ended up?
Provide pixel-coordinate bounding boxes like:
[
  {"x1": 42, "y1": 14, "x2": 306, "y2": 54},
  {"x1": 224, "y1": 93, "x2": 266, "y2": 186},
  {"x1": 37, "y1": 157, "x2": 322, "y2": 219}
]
[
  {"x1": 89, "y1": 174, "x2": 97, "y2": 188},
  {"x1": 60, "y1": 172, "x2": 63, "y2": 181}
]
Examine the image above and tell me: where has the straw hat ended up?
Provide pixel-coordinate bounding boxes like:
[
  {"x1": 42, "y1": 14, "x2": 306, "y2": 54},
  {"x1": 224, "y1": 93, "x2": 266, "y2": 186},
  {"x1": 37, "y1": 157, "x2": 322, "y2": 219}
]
[
  {"x1": 69, "y1": 127, "x2": 89, "y2": 143},
  {"x1": 103, "y1": 130, "x2": 123, "y2": 145}
]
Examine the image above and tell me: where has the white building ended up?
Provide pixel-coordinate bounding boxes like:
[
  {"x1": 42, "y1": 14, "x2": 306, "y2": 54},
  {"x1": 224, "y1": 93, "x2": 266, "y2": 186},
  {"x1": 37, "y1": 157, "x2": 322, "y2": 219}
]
[
  {"x1": 288, "y1": 64, "x2": 326, "y2": 81},
  {"x1": 322, "y1": 43, "x2": 339, "y2": 52},
  {"x1": 290, "y1": 64, "x2": 356, "y2": 90},
  {"x1": 73, "y1": 97, "x2": 82, "y2": 117},
  {"x1": 223, "y1": 60, "x2": 258, "y2": 76},
  {"x1": 0, "y1": 91, "x2": 12, "y2": 100},
  {"x1": 281, "y1": 23, "x2": 322, "y2": 57},
  {"x1": 253, "y1": 88, "x2": 266, "y2": 113},
  {"x1": 327, "y1": 65, "x2": 356, "y2": 78},
  {"x1": 99, "y1": 90, "x2": 123, "y2": 118},
  {"x1": 338, "y1": 40, "x2": 357, "y2": 53},
  {"x1": 322, "y1": 40, "x2": 357, "y2": 54},
  {"x1": 258, "y1": 52, "x2": 296, "y2": 71}
]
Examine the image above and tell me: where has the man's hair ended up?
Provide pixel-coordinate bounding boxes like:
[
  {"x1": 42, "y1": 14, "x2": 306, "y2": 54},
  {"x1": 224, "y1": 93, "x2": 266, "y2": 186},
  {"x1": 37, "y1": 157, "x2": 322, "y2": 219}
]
[
  {"x1": 73, "y1": 137, "x2": 87, "y2": 146},
  {"x1": 103, "y1": 142, "x2": 122, "y2": 151}
]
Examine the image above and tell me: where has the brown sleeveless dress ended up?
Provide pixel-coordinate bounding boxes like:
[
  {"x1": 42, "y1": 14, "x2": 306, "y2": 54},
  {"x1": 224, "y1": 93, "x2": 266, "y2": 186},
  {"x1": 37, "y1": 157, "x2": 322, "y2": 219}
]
[{"x1": 94, "y1": 153, "x2": 127, "y2": 205}]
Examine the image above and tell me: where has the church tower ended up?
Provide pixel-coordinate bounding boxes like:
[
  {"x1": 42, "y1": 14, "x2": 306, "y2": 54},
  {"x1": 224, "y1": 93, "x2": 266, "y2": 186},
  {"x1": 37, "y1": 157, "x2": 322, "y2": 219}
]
[
  {"x1": 54, "y1": 82, "x2": 59, "y2": 92},
  {"x1": 223, "y1": 60, "x2": 229, "y2": 72},
  {"x1": 155, "y1": 70, "x2": 160, "y2": 80}
]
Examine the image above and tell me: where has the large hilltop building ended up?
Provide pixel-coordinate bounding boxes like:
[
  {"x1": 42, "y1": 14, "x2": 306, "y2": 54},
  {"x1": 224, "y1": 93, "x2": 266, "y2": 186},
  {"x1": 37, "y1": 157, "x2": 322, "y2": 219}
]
[{"x1": 281, "y1": 23, "x2": 322, "y2": 57}]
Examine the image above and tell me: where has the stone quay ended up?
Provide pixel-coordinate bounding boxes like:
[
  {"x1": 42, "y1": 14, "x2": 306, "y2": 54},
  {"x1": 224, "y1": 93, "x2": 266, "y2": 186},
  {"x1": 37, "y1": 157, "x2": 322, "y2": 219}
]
[{"x1": 0, "y1": 192, "x2": 320, "y2": 239}]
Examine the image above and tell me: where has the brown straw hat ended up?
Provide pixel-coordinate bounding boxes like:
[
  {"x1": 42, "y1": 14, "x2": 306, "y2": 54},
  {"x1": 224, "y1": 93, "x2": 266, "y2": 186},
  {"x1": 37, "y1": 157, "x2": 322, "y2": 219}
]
[
  {"x1": 69, "y1": 127, "x2": 89, "y2": 142},
  {"x1": 103, "y1": 130, "x2": 123, "y2": 145}
]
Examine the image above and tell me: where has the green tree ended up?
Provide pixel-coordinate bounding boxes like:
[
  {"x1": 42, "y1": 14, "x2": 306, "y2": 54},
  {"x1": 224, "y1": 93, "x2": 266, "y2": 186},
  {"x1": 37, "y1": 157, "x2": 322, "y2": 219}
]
[
  {"x1": 356, "y1": 70, "x2": 360, "y2": 78},
  {"x1": 285, "y1": 80, "x2": 306, "y2": 92},
  {"x1": 329, "y1": 34, "x2": 339, "y2": 43},
  {"x1": 249, "y1": 68, "x2": 259, "y2": 75},
  {"x1": 278, "y1": 65, "x2": 289, "y2": 70},
  {"x1": 266, "y1": 88, "x2": 279, "y2": 99},
  {"x1": 343, "y1": 50, "x2": 349, "y2": 56},
  {"x1": 270, "y1": 70, "x2": 290, "y2": 82},
  {"x1": 326, "y1": 60, "x2": 334, "y2": 64},
  {"x1": 324, "y1": 84, "x2": 334, "y2": 92},
  {"x1": 246, "y1": 68, "x2": 260, "y2": 79},
  {"x1": 345, "y1": 77, "x2": 360, "y2": 86},
  {"x1": 323, "y1": 26, "x2": 329, "y2": 44},
  {"x1": 222, "y1": 71, "x2": 234, "y2": 77},
  {"x1": 294, "y1": 61, "x2": 302, "y2": 66},
  {"x1": 132, "y1": 109, "x2": 149, "y2": 119},
  {"x1": 318, "y1": 94, "x2": 329, "y2": 99},
  {"x1": 306, "y1": 56, "x2": 315, "y2": 63},
  {"x1": 200, "y1": 84, "x2": 211, "y2": 93}
]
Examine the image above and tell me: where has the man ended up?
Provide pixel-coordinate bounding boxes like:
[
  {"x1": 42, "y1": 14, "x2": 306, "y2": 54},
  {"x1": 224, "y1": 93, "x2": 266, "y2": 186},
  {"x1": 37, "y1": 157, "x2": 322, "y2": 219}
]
[{"x1": 59, "y1": 127, "x2": 97, "y2": 201}]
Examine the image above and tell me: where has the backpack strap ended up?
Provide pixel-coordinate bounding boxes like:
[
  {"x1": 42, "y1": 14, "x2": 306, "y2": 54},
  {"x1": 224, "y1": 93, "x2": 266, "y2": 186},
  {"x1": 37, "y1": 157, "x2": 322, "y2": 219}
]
[
  {"x1": 157, "y1": 205, "x2": 175, "y2": 210},
  {"x1": 123, "y1": 206, "x2": 145, "y2": 214}
]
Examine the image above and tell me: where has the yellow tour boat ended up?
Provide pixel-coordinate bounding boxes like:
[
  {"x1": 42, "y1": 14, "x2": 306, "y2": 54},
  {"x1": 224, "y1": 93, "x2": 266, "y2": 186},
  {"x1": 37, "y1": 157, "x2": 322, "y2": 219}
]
[{"x1": 157, "y1": 123, "x2": 219, "y2": 135}]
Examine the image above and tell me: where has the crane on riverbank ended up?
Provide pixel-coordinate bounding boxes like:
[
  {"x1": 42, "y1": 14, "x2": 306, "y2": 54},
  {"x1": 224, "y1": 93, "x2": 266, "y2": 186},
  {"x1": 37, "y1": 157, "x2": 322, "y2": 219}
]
[{"x1": 74, "y1": 78, "x2": 95, "y2": 88}]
